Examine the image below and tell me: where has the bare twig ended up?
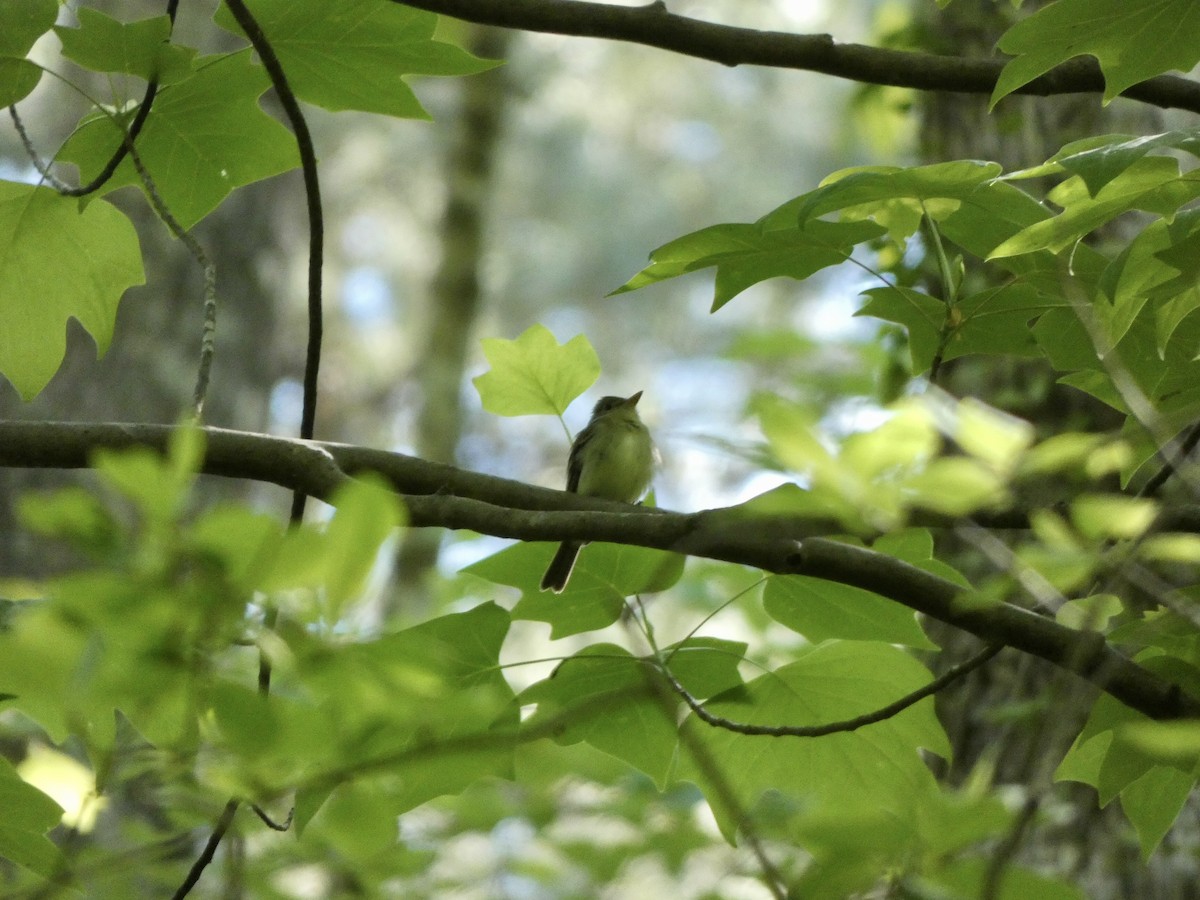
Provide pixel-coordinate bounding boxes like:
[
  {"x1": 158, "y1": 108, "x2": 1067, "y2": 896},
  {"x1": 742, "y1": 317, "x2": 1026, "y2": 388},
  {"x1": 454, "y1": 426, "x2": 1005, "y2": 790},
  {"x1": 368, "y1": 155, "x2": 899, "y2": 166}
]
[
  {"x1": 662, "y1": 643, "x2": 1002, "y2": 738},
  {"x1": 120, "y1": 134, "x2": 218, "y2": 421},
  {"x1": 250, "y1": 804, "x2": 294, "y2": 832},
  {"x1": 170, "y1": 799, "x2": 239, "y2": 900}
]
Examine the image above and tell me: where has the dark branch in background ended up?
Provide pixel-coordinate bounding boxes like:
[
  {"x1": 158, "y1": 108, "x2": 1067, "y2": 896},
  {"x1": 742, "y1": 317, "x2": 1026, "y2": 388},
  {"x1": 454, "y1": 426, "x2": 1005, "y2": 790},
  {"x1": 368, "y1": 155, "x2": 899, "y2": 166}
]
[
  {"x1": 394, "y1": 0, "x2": 1200, "y2": 114},
  {"x1": 222, "y1": 0, "x2": 325, "y2": 523},
  {"x1": 169, "y1": 799, "x2": 238, "y2": 900},
  {"x1": 1, "y1": 420, "x2": 1197, "y2": 723},
  {"x1": 1140, "y1": 419, "x2": 1200, "y2": 498},
  {"x1": 250, "y1": 804, "x2": 293, "y2": 832},
  {"x1": 663, "y1": 643, "x2": 1003, "y2": 738}
]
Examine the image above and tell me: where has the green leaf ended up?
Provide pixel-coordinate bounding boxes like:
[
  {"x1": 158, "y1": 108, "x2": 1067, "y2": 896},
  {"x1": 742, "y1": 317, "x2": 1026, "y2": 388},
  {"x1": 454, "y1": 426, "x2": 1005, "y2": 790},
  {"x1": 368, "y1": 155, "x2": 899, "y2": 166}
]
[
  {"x1": 785, "y1": 160, "x2": 1003, "y2": 227},
  {"x1": 297, "y1": 603, "x2": 516, "y2": 811},
  {"x1": 763, "y1": 575, "x2": 935, "y2": 649},
  {"x1": 0, "y1": 0, "x2": 57, "y2": 56},
  {"x1": 59, "y1": 51, "x2": 301, "y2": 230},
  {"x1": 1056, "y1": 594, "x2": 1124, "y2": 631},
  {"x1": 520, "y1": 644, "x2": 678, "y2": 784},
  {"x1": 1057, "y1": 657, "x2": 1200, "y2": 804},
  {"x1": 994, "y1": 0, "x2": 1200, "y2": 104},
  {"x1": 321, "y1": 476, "x2": 405, "y2": 618},
  {"x1": 613, "y1": 218, "x2": 884, "y2": 311},
  {"x1": 54, "y1": 10, "x2": 195, "y2": 83},
  {"x1": 0, "y1": 182, "x2": 144, "y2": 400},
  {"x1": 902, "y1": 456, "x2": 1008, "y2": 517},
  {"x1": 214, "y1": 0, "x2": 498, "y2": 118},
  {"x1": 480, "y1": 541, "x2": 683, "y2": 639},
  {"x1": 662, "y1": 637, "x2": 747, "y2": 699},
  {"x1": 472, "y1": 324, "x2": 601, "y2": 417},
  {"x1": 992, "y1": 159, "x2": 1200, "y2": 258},
  {"x1": 308, "y1": 781, "x2": 403, "y2": 860},
  {"x1": 0, "y1": 758, "x2": 65, "y2": 878},
  {"x1": 873, "y1": 528, "x2": 971, "y2": 587},
  {"x1": 943, "y1": 284, "x2": 1068, "y2": 361},
  {"x1": 92, "y1": 430, "x2": 203, "y2": 526},
  {"x1": 681, "y1": 641, "x2": 950, "y2": 840},
  {"x1": 0, "y1": 606, "x2": 94, "y2": 745},
  {"x1": 0, "y1": 754, "x2": 63, "y2": 831},
  {"x1": 0, "y1": 58, "x2": 42, "y2": 106},
  {"x1": 858, "y1": 286, "x2": 945, "y2": 373},
  {"x1": 1120, "y1": 765, "x2": 1195, "y2": 859},
  {"x1": 1070, "y1": 494, "x2": 1156, "y2": 541},
  {"x1": 1117, "y1": 719, "x2": 1200, "y2": 769},
  {"x1": 1050, "y1": 131, "x2": 1200, "y2": 197},
  {"x1": 934, "y1": 858, "x2": 1084, "y2": 900}
]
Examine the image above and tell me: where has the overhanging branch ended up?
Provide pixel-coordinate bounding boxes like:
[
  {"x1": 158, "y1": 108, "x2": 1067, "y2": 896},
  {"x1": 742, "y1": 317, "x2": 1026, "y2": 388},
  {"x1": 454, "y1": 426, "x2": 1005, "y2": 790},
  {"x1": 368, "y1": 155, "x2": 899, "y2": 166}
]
[
  {"x1": 1, "y1": 420, "x2": 1197, "y2": 721},
  {"x1": 394, "y1": 0, "x2": 1200, "y2": 113}
]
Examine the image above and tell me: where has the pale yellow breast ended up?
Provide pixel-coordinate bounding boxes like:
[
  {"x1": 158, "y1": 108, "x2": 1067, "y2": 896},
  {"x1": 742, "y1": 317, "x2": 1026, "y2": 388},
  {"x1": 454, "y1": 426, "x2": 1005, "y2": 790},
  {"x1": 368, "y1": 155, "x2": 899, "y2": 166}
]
[{"x1": 576, "y1": 418, "x2": 654, "y2": 503}]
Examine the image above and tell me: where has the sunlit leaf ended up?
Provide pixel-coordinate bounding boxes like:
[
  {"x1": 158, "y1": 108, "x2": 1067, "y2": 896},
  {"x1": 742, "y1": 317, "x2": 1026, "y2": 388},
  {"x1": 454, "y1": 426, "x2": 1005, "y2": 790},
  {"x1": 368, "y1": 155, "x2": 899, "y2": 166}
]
[
  {"x1": 0, "y1": 183, "x2": 144, "y2": 400},
  {"x1": 472, "y1": 324, "x2": 600, "y2": 417}
]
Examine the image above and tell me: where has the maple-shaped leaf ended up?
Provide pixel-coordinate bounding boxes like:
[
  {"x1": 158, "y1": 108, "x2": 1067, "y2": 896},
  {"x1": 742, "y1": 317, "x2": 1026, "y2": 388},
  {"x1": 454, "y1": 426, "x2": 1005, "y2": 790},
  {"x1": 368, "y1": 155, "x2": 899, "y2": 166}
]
[
  {"x1": 994, "y1": 0, "x2": 1200, "y2": 105},
  {"x1": 59, "y1": 51, "x2": 300, "y2": 230},
  {"x1": 214, "y1": 0, "x2": 497, "y2": 118}
]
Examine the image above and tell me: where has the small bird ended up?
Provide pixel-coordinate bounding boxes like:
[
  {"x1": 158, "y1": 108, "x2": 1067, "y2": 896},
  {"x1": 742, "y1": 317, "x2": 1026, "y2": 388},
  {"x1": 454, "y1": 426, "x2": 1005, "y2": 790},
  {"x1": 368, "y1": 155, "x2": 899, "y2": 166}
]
[{"x1": 540, "y1": 391, "x2": 656, "y2": 592}]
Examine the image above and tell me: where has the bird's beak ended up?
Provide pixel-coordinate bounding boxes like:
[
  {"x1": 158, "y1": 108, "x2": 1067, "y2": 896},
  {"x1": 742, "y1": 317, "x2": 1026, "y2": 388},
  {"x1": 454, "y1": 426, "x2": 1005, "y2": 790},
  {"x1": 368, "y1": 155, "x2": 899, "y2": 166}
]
[{"x1": 625, "y1": 391, "x2": 643, "y2": 407}]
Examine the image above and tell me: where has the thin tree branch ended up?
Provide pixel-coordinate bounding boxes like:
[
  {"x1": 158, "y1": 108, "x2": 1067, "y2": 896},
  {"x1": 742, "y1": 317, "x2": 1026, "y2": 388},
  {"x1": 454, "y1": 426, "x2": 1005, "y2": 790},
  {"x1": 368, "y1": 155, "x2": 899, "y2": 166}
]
[
  {"x1": 118, "y1": 132, "x2": 218, "y2": 421},
  {"x1": 1140, "y1": 418, "x2": 1200, "y2": 498},
  {"x1": 394, "y1": 0, "x2": 1200, "y2": 113},
  {"x1": 222, "y1": 0, "x2": 325, "y2": 486},
  {"x1": 1, "y1": 421, "x2": 1196, "y2": 722},
  {"x1": 250, "y1": 804, "x2": 293, "y2": 832},
  {"x1": 170, "y1": 799, "x2": 239, "y2": 900},
  {"x1": 663, "y1": 644, "x2": 1003, "y2": 738}
]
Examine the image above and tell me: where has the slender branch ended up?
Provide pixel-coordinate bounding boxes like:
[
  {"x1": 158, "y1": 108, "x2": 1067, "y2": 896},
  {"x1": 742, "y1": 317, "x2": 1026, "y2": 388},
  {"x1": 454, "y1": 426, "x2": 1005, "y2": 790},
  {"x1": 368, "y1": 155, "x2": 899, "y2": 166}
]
[
  {"x1": 0, "y1": 420, "x2": 1197, "y2": 722},
  {"x1": 394, "y1": 0, "x2": 1200, "y2": 113},
  {"x1": 222, "y1": 0, "x2": 325, "y2": 497},
  {"x1": 1140, "y1": 418, "x2": 1200, "y2": 498},
  {"x1": 119, "y1": 131, "x2": 218, "y2": 421},
  {"x1": 8, "y1": 106, "x2": 73, "y2": 192},
  {"x1": 663, "y1": 644, "x2": 1003, "y2": 738},
  {"x1": 170, "y1": 799, "x2": 239, "y2": 900},
  {"x1": 250, "y1": 804, "x2": 293, "y2": 832}
]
